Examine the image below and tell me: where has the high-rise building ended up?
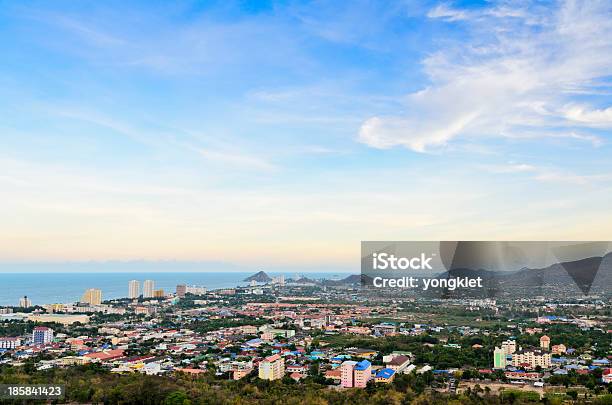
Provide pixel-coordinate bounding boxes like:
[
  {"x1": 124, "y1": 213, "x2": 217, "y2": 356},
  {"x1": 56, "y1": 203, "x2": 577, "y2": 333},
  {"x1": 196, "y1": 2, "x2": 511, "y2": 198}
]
[
  {"x1": 176, "y1": 284, "x2": 187, "y2": 298},
  {"x1": 80, "y1": 289, "x2": 102, "y2": 305},
  {"x1": 501, "y1": 339, "x2": 516, "y2": 355},
  {"x1": 128, "y1": 280, "x2": 140, "y2": 299},
  {"x1": 341, "y1": 361, "x2": 357, "y2": 387},
  {"x1": 143, "y1": 280, "x2": 155, "y2": 298},
  {"x1": 153, "y1": 289, "x2": 165, "y2": 298},
  {"x1": 19, "y1": 296, "x2": 32, "y2": 308},
  {"x1": 32, "y1": 326, "x2": 54, "y2": 345},
  {"x1": 258, "y1": 354, "x2": 285, "y2": 380},
  {"x1": 353, "y1": 360, "x2": 372, "y2": 387},
  {"x1": 493, "y1": 346, "x2": 507, "y2": 369},
  {"x1": 341, "y1": 360, "x2": 371, "y2": 388}
]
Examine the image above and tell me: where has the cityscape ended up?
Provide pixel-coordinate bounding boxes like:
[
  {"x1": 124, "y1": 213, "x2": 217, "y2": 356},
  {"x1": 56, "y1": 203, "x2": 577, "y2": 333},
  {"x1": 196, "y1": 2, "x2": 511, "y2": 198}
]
[
  {"x1": 1, "y1": 0, "x2": 612, "y2": 403},
  {"x1": 1, "y1": 271, "x2": 610, "y2": 403}
]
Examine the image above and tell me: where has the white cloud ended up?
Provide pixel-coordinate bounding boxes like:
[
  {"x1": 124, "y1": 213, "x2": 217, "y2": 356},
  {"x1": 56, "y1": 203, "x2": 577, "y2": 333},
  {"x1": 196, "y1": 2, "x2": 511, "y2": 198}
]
[
  {"x1": 561, "y1": 104, "x2": 612, "y2": 126},
  {"x1": 426, "y1": 4, "x2": 468, "y2": 21},
  {"x1": 359, "y1": 0, "x2": 612, "y2": 152},
  {"x1": 427, "y1": 3, "x2": 527, "y2": 22},
  {"x1": 359, "y1": 112, "x2": 479, "y2": 152}
]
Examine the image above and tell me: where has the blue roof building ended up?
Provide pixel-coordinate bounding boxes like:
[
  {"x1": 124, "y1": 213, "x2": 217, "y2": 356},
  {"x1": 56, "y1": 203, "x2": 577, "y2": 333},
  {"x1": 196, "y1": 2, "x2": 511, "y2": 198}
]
[
  {"x1": 355, "y1": 360, "x2": 371, "y2": 371},
  {"x1": 375, "y1": 368, "x2": 396, "y2": 381}
]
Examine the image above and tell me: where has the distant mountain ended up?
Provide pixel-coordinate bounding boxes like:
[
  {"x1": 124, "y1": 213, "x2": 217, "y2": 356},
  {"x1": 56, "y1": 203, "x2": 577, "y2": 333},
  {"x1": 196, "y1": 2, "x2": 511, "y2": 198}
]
[
  {"x1": 428, "y1": 252, "x2": 612, "y2": 297},
  {"x1": 291, "y1": 277, "x2": 320, "y2": 284},
  {"x1": 243, "y1": 271, "x2": 272, "y2": 283},
  {"x1": 501, "y1": 253, "x2": 611, "y2": 295},
  {"x1": 322, "y1": 274, "x2": 365, "y2": 286}
]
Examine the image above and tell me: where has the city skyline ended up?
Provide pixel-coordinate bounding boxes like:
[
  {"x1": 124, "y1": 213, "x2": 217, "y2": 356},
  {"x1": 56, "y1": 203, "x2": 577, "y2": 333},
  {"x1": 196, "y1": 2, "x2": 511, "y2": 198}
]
[
  {"x1": 0, "y1": 2, "x2": 609, "y2": 403},
  {"x1": 1, "y1": 0, "x2": 611, "y2": 270}
]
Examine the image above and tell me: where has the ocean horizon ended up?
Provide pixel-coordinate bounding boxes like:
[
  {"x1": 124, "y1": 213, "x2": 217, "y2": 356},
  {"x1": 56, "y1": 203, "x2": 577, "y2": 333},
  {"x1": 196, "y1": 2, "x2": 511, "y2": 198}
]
[{"x1": 0, "y1": 271, "x2": 349, "y2": 307}]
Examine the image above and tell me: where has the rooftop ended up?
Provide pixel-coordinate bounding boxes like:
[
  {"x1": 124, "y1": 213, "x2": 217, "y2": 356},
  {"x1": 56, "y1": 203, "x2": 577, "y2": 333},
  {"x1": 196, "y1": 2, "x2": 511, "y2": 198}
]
[
  {"x1": 388, "y1": 355, "x2": 410, "y2": 366},
  {"x1": 264, "y1": 354, "x2": 281, "y2": 363},
  {"x1": 376, "y1": 368, "x2": 395, "y2": 379},
  {"x1": 355, "y1": 360, "x2": 371, "y2": 371}
]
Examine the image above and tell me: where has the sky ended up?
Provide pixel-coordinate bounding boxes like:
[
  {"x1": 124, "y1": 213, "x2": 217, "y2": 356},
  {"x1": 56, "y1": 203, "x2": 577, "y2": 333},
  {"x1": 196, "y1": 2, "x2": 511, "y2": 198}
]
[{"x1": 0, "y1": 0, "x2": 611, "y2": 273}]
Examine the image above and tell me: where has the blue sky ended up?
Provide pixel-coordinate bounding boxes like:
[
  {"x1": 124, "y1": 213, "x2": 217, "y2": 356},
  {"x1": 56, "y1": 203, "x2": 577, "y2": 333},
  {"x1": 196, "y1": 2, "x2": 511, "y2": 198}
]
[{"x1": 0, "y1": 0, "x2": 611, "y2": 272}]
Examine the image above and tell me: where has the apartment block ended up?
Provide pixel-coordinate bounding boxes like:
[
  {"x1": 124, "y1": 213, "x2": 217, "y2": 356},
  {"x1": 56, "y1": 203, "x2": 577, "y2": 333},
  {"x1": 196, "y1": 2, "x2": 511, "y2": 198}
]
[
  {"x1": 340, "y1": 360, "x2": 371, "y2": 388},
  {"x1": 258, "y1": 354, "x2": 285, "y2": 380},
  {"x1": 512, "y1": 349, "x2": 551, "y2": 370}
]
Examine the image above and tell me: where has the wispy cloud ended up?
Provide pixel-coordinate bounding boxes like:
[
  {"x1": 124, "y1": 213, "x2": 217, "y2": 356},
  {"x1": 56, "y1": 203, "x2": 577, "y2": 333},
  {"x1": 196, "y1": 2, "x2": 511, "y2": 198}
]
[
  {"x1": 427, "y1": 3, "x2": 528, "y2": 22},
  {"x1": 19, "y1": 4, "x2": 306, "y2": 75},
  {"x1": 45, "y1": 104, "x2": 278, "y2": 172},
  {"x1": 499, "y1": 129, "x2": 604, "y2": 147},
  {"x1": 360, "y1": 0, "x2": 612, "y2": 152},
  {"x1": 198, "y1": 149, "x2": 277, "y2": 171},
  {"x1": 479, "y1": 163, "x2": 538, "y2": 174},
  {"x1": 533, "y1": 171, "x2": 612, "y2": 185},
  {"x1": 479, "y1": 161, "x2": 612, "y2": 186}
]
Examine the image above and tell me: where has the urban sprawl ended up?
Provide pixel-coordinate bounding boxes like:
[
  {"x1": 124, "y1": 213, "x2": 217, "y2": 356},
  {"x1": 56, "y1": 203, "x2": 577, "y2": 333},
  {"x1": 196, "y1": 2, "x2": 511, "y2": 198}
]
[{"x1": 0, "y1": 273, "x2": 610, "y2": 404}]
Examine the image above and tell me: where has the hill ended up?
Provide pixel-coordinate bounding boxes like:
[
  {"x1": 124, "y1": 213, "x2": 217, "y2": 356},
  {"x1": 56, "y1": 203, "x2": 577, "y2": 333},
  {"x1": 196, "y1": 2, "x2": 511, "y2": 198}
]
[{"x1": 243, "y1": 271, "x2": 272, "y2": 283}]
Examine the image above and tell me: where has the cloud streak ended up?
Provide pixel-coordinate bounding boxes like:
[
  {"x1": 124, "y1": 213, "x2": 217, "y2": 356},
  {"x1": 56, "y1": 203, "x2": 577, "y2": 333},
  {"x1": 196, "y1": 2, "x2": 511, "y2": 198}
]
[{"x1": 359, "y1": 0, "x2": 612, "y2": 152}]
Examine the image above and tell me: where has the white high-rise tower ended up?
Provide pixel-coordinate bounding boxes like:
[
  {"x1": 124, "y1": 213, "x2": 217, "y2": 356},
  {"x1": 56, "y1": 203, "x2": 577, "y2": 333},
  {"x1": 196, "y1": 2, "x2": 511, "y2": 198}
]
[
  {"x1": 19, "y1": 296, "x2": 32, "y2": 308},
  {"x1": 143, "y1": 280, "x2": 155, "y2": 298},
  {"x1": 128, "y1": 280, "x2": 140, "y2": 299}
]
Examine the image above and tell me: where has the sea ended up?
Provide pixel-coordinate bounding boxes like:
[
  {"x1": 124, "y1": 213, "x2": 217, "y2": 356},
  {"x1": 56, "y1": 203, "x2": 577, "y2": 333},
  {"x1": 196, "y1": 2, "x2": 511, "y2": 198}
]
[{"x1": 0, "y1": 272, "x2": 345, "y2": 307}]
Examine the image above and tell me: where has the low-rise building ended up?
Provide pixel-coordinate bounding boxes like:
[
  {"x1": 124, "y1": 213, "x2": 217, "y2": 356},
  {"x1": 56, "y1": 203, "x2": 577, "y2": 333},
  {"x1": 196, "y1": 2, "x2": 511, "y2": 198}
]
[
  {"x1": 375, "y1": 368, "x2": 396, "y2": 383},
  {"x1": 28, "y1": 314, "x2": 90, "y2": 325},
  {"x1": 551, "y1": 344, "x2": 566, "y2": 354},
  {"x1": 602, "y1": 369, "x2": 612, "y2": 384},
  {"x1": 505, "y1": 371, "x2": 541, "y2": 381},
  {"x1": 0, "y1": 337, "x2": 22, "y2": 349},
  {"x1": 386, "y1": 355, "x2": 411, "y2": 373}
]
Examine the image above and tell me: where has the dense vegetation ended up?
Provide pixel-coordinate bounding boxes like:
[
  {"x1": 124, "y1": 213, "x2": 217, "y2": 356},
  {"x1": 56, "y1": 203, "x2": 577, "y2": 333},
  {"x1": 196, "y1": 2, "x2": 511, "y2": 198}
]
[
  {"x1": 1, "y1": 365, "x2": 611, "y2": 405},
  {"x1": 322, "y1": 323, "x2": 611, "y2": 368}
]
